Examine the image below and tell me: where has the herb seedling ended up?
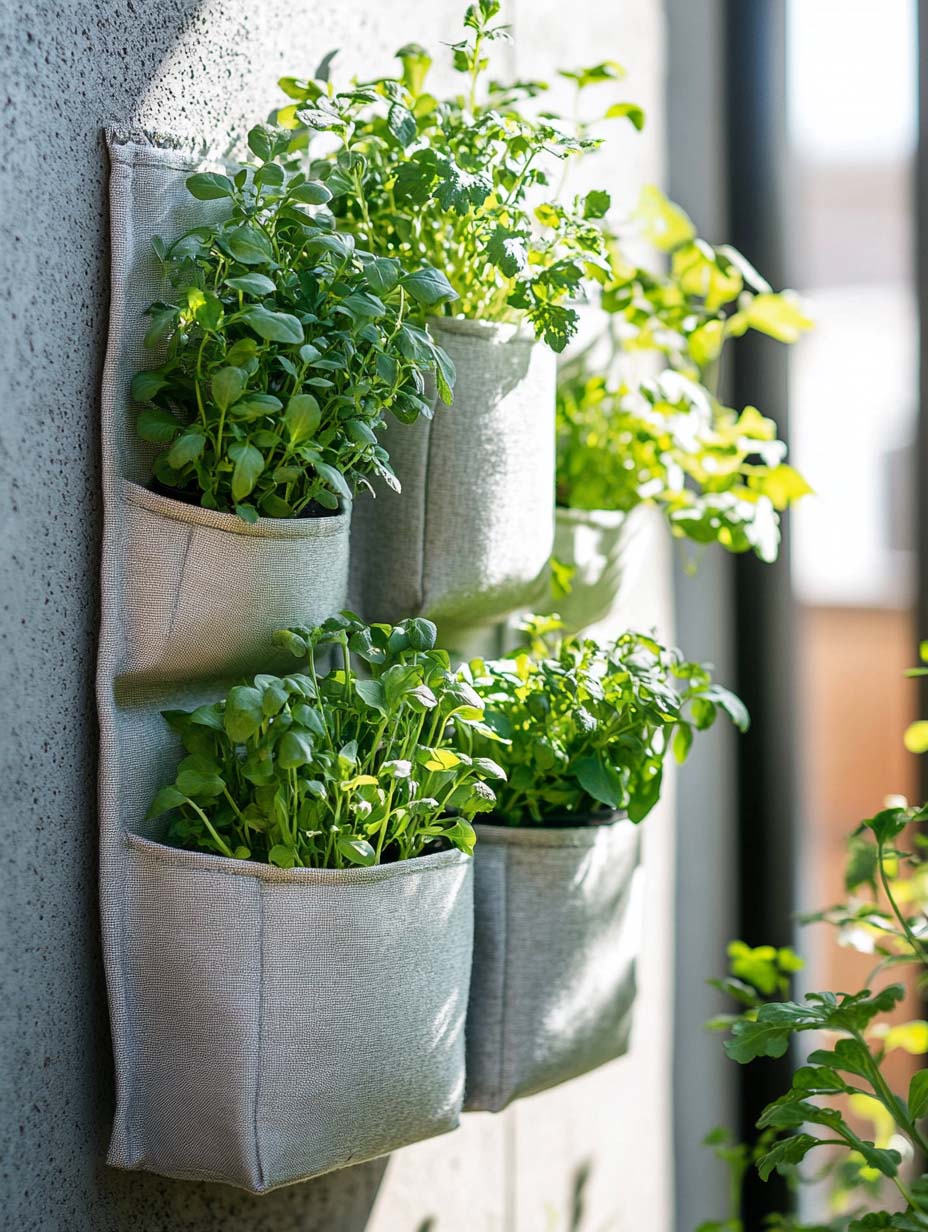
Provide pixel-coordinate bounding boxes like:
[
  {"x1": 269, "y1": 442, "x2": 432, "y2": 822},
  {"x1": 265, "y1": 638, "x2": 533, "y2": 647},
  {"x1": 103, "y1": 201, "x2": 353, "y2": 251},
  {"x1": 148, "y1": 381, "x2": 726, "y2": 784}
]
[
  {"x1": 456, "y1": 616, "x2": 748, "y2": 825},
  {"x1": 148, "y1": 614, "x2": 503, "y2": 867},
  {"x1": 276, "y1": 2, "x2": 640, "y2": 350},
  {"x1": 132, "y1": 131, "x2": 456, "y2": 521}
]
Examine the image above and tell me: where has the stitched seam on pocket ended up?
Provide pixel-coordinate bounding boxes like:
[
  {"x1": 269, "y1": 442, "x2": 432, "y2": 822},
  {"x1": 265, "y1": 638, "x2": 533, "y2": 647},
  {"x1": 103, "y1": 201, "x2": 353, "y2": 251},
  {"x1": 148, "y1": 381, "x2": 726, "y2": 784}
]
[
  {"x1": 417, "y1": 408, "x2": 437, "y2": 616},
  {"x1": 164, "y1": 524, "x2": 196, "y2": 648},
  {"x1": 496, "y1": 845, "x2": 511, "y2": 1109},
  {"x1": 253, "y1": 879, "x2": 267, "y2": 1191}
]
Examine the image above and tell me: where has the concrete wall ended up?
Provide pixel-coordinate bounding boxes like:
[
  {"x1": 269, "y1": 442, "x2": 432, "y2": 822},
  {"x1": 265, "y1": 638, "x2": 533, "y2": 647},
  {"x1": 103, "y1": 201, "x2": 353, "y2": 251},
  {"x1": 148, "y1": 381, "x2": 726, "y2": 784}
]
[{"x1": 0, "y1": 3, "x2": 668, "y2": 1228}]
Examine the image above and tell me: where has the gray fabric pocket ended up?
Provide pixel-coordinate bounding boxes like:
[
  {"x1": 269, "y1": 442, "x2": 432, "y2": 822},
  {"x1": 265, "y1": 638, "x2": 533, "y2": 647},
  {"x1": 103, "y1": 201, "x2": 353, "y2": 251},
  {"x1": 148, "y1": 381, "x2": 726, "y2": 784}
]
[
  {"x1": 120, "y1": 481, "x2": 350, "y2": 681},
  {"x1": 552, "y1": 506, "x2": 649, "y2": 635},
  {"x1": 464, "y1": 817, "x2": 642, "y2": 1112},
  {"x1": 108, "y1": 837, "x2": 473, "y2": 1192},
  {"x1": 349, "y1": 317, "x2": 555, "y2": 633}
]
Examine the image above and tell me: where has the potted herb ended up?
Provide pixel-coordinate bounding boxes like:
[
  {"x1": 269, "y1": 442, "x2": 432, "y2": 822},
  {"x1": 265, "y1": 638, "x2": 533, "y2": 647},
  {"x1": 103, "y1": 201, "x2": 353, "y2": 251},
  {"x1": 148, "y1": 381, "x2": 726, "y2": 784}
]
[
  {"x1": 111, "y1": 615, "x2": 495, "y2": 1191},
  {"x1": 124, "y1": 129, "x2": 455, "y2": 679},
  {"x1": 278, "y1": 4, "x2": 632, "y2": 631},
  {"x1": 554, "y1": 188, "x2": 812, "y2": 633},
  {"x1": 456, "y1": 616, "x2": 749, "y2": 1111}
]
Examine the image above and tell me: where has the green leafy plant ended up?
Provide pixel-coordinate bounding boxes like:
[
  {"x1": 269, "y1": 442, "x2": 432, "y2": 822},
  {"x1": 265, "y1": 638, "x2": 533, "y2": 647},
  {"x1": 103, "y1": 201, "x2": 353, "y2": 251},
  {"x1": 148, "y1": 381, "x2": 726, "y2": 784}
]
[
  {"x1": 608, "y1": 186, "x2": 814, "y2": 377},
  {"x1": 455, "y1": 615, "x2": 748, "y2": 825},
  {"x1": 275, "y1": 2, "x2": 638, "y2": 350},
  {"x1": 702, "y1": 788, "x2": 928, "y2": 1223},
  {"x1": 131, "y1": 130, "x2": 456, "y2": 521},
  {"x1": 147, "y1": 613, "x2": 503, "y2": 868},
  {"x1": 555, "y1": 186, "x2": 812, "y2": 561},
  {"x1": 556, "y1": 369, "x2": 813, "y2": 562}
]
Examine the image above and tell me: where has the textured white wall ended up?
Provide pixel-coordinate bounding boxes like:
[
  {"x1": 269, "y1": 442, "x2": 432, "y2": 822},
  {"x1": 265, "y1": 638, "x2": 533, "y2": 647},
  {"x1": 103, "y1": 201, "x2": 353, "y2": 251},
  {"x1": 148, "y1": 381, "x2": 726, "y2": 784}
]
[{"x1": 0, "y1": 2, "x2": 668, "y2": 1228}]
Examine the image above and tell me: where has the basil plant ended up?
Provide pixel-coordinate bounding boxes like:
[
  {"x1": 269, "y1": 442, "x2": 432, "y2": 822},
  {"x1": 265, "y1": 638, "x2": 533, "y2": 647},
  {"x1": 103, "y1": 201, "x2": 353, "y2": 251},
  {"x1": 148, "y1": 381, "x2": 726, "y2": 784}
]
[
  {"x1": 148, "y1": 614, "x2": 503, "y2": 869},
  {"x1": 132, "y1": 128, "x2": 456, "y2": 522},
  {"x1": 456, "y1": 616, "x2": 748, "y2": 826},
  {"x1": 276, "y1": 1, "x2": 642, "y2": 351}
]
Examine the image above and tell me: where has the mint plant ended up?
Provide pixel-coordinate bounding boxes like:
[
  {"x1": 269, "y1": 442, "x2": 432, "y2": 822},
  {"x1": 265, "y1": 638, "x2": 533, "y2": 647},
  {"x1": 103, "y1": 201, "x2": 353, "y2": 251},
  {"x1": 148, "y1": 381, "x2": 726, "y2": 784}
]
[
  {"x1": 556, "y1": 369, "x2": 812, "y2": 563},
  {"x1": 132, "y1": 129, "x2": 456, "y2": 521},
  {"x1": 275, "y1": 2, "x2": 637, "y2": 350},
  {"x1": 456, "y1": 616, "x2": 748, "y2": 825},
  {"x1": 148, "y1": 614, "x2": 502, "y2": 868}
]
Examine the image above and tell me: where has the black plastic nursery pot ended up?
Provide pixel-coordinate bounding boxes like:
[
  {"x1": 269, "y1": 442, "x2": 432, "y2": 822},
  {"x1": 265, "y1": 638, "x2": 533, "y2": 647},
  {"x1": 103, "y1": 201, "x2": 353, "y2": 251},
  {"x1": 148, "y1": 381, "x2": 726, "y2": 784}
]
[{"x1": 464, "y1": 813, "x2": 642, "y2": 1113}]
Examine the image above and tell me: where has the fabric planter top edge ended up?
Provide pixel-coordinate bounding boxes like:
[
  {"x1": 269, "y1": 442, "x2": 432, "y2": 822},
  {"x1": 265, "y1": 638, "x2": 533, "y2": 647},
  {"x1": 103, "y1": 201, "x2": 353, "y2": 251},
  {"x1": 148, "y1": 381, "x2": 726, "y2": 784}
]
[
  {"x1": 121, "y1": 478, "x2": 351, "y2": 540},
  {"x1": 473, "y1": 811, "x2": 630, "y2": 846},
  {"x1": 426, "y1": 314, "x2": 534, "y2": 346},
  {"x1": 125, "y1": 832, "x2": 472, "y2": 886}
]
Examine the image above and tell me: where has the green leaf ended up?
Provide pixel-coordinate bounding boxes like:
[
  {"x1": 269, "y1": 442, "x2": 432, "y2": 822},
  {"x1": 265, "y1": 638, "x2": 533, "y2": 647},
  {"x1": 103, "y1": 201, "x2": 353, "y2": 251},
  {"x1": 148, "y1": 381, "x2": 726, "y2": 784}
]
[
  {"x1": 290, "y1": 180, "x2": 333, "y2": 205},
  {"x1": 283, "y1": 394, "x2": 321, "y2": 443},
  {"x1": 211, "y1": 366, "x2": 246, "y2": 412},
  {"x1": 583, "y1": 189, "x2": 611, "y2": 220},
  {"x1": 167, "y1": 429, "x2": 206, "y2": 469},
  {"x1": 365, "y1": 257, "x2": 401, "y2": 295},
  {"x1": 337, "y1": 837, "x2": 377, "y2": 866},
  {"x1": 909, "y1": 1069, "x2": 928, "y2": 1120},
  {"x1": 225, "y1": 272, "x2": 277, "y2": 296},
  {"x1": 268, "y1": 844, "x2": 297, "y2": 869},
  {"x1": 402, "y1": 266, "x2": 458, "y2": 306},
  {"x1": 574, "y1": 754, "x2": 624, "y2": 809},
  {"x1": 387, "y1": 102, "x2": 417, "y2": 147},
  {"x1": 224, "y1": 685, "x2": 265, "y2": 742},
  {"x1": 229, "y1": 442, "x2": 264, "y2": 501},
  {"x1": 244, "y1": 307, "x2": 304, "y2": 344},
  {"x1": 315, "y1": 460, "x2": 352, "y2": 502},
  {"x1": 225, "y1": 225, "x2": 275, "y2": 265},
  {"x1": 277, "y1": 730, "x2": 314, "y2": 769},
  {"x1": 755, "y1": 1133, "x2": 819, "y2": 1182},
  {"x1": 146, "y1": 785, "x2": 186, "y2": 819},
  {"x1": 605, "y1": 101, "x2": 645, "y2": 129},
  {"x1": 634, "y1": 184, "x2": 696, "y2": 251},
  {"x1": 487, "y1": 228, "x2": 528, "y2": 276},
  {"x1": 131, "y1": 370, "x2": 169, "y2": 402},
  {"x1": 354, "y1": 678, "x2": 387, "y2": 714},
  {"x1": 186, "y1": 171, "x2": 234, "y2": 200},
  {"x1": 137, "y1": 407, "x2": 180, "y2": 444},
  {"x1": 175, "y1": 754, "x2": 225, "y2": 799}
]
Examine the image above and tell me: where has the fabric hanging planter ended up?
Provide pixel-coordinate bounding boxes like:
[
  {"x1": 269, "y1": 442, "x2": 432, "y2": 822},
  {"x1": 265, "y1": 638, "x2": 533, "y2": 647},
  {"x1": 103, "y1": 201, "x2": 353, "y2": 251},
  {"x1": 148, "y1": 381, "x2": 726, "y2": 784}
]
[
  {"x1": 464, "y1": 815, "x2": 642, "y2": 1113},
  {"x1": 349, "y1": 317, "x2": 556, "y2": 634},
  {"x1": 120, "y1": 481, "x2": 350, "y2": 681},
  {"x1": 108, "y1": 838, "x2": 473, "y2": 1191},
  {"x1": 97, "y1": 134, "x2": 471, "y2": 1190},
  {"x1": 551, "y1": 505, "x2": 650, "y2": 636}
]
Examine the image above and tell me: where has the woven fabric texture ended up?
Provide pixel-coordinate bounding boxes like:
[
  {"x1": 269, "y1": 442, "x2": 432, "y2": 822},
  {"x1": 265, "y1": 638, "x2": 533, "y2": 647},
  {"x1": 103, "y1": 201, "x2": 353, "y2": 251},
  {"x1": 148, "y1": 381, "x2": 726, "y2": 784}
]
[
  {"x1": 349, "y1": 317, "x2": 556, "y2": 632},
  {"x1": 464, "y1": 817, "x2": 642, "y2": 1113},
  {"x1": 112, "y1": 838, "x2": 473, "y2": 1191},
  {"x1": 98, "y1": 134, "x2": 469, "y2": 1191},
  {"x1": 552, "y1": 506, "x2": 651, "y2": 635}
]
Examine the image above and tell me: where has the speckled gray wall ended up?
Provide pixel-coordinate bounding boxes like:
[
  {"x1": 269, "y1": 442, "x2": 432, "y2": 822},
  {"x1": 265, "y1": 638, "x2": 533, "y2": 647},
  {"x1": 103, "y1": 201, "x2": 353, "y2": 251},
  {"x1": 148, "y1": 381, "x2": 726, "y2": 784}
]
[{"x1": 0, "y1": 3, "x2": 666, "y2": 1229}]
